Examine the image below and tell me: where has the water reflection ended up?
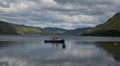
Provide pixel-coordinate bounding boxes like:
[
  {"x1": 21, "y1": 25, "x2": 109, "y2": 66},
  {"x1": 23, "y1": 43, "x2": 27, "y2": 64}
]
[
  {"x1": 96, "y1": 42, "x2": 120, "y2": 61},
  {"x1": 0, "y1": 36, "x2": 120, "y2": 66},
  {"x1": 62, "y1": 43, "x2": 66, "y2": 49},
  {"x1": 0, "y1": 41, "x2": 16, "y2": 48},
  {"x1": 45, "y1": 42, "x2": 66, "y2": 49}
]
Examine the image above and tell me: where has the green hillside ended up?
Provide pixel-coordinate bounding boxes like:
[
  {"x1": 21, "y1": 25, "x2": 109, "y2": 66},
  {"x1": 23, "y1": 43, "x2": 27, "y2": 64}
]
[
  {"x1": 0, "y1": 21, "x2": 52, "y2": 35},
  {"x1": 0, "y1": 21, "x2": 17, "y2": 34},
  {"x1": 80, "y1": 13, "x2": 120, "y2": 36}
]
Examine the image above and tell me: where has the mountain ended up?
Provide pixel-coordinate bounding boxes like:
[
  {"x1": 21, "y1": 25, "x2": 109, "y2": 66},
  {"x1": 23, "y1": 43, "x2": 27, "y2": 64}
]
[
  {"x1": 63, "y1": 27, "x2": 92, "y2": 35},
  {"x1": 0, "y1": 21, "x2": 91, "y2": 35},
  {"x1": 0, "y1": 21, "x2": 52, "y2": 35},
  {"x1": 80, "y1": 13, "x2": 120, "y2": 36},
  {"x1": 43, "y1": 27, "x2": 91, "y2": 35},
  {"x1": 43, "y1": 27, "x2": 67, "y2": 34}
]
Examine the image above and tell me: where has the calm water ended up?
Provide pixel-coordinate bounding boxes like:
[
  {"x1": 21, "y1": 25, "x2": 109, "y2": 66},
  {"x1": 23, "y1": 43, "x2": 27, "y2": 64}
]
[{"x1": 0, "y1": 35, "x2": 120, "y2": 66}]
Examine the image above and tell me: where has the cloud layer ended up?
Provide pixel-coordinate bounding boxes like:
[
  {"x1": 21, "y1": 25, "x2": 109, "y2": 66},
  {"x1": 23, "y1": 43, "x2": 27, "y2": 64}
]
[{"x1": 0, "y1": 0, "x2": 120, "y2": 29}]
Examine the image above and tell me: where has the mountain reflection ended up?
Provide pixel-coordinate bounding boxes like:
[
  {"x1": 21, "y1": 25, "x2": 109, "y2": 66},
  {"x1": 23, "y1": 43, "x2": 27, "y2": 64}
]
[{"x1": 96, "y1": 42, "x2": 120, "y2": 61}]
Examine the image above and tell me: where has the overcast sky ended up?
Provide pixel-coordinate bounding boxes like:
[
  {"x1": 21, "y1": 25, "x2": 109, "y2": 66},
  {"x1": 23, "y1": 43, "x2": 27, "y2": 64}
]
[{"x1": 0, "y1": 0, "x2": 120, "y2": 29}]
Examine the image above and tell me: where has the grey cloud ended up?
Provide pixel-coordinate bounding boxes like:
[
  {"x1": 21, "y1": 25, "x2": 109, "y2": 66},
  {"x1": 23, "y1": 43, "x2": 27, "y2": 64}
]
[
  {"x1": 55, "y1": 0, "x2": 113, "y2": 5},
  {"x1": 0, "y1": 0, "x2": 120, "y2": 29}
]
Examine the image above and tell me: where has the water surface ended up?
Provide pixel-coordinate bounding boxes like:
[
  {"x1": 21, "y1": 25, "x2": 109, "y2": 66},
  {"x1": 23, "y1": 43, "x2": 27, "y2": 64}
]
[{"x1": 0, "y1": 35, "x2": 120, "y2": 66}]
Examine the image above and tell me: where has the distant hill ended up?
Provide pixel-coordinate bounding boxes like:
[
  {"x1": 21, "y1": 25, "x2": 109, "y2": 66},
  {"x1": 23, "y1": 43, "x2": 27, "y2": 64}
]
[
  {"x1": 43, "y1": 27, "x2": 67, "y2": 35},
  {"x1": 63, "y1": 27, "x2": 92, "y2": 35},
  {"x1": 80, "y1": 13, "x2": 120, "y2": 36},
  {"x1": 0, "y1": 21, "x2": 52, "y2": 35},
  {"x1": 0, "y1": 21, "x2": 92, "y2": 35},
  {"x1": 44, "y1": 27, "x2": 91, "y2": 35}
]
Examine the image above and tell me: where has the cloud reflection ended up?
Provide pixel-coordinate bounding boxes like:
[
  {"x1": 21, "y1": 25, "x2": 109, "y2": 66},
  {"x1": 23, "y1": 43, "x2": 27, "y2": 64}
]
[{"x1": 0, "y1": 40, "x2": 119, "y2": 66}]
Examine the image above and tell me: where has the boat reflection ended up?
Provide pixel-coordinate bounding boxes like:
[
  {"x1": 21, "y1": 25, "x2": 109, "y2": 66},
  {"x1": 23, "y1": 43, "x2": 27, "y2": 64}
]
[
  {"x1": 44, "y1": 37, "x2": 66, "y2": 49},
  {"x1": 45, "y1": 42, "x2": 66, "y2": 49}
]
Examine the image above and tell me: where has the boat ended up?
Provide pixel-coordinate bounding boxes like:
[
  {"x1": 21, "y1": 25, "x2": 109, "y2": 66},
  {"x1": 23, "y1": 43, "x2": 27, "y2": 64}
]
[{"x1": 44, "y1": 39, "x2": 65, "y2": 43}]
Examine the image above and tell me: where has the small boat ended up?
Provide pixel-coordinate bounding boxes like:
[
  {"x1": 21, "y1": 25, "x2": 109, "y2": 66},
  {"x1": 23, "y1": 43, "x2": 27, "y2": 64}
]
[{"x1": 44, "y1": 39, "x2": 65, "y2": 43}]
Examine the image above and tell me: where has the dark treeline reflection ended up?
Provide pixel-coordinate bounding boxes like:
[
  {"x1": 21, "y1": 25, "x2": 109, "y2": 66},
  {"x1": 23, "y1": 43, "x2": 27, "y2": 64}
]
[
  {"x1": 0, "y1": 41, "x2": 28, "y2": 48},
  {"x1": 96, "y1": 42, "x2": 120, "y2": 61},
  {"x1": 0, "y1": 41, "x2": 15, "y2": 47}
]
